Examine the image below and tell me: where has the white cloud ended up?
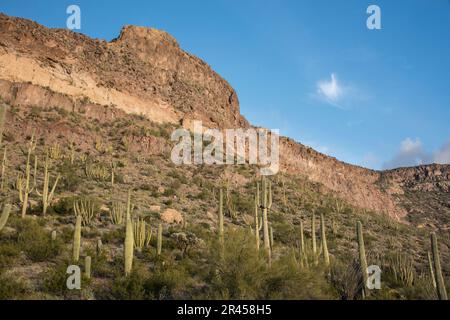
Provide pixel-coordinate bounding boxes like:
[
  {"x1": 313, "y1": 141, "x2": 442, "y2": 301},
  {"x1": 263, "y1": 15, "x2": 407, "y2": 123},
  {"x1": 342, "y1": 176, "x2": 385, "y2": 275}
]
[
  {"x1": 434, "y1": 140, "x2": 450, "y2": 164},
  {"x1": 400, "y1": 138, "x2": 423, "y2": 154},
  {"x1": 383, "y1": 138, "x2": 450, "y2": 169},
  {"x1": 317, "y1": 73, "x2": 343, "y2": 103}
]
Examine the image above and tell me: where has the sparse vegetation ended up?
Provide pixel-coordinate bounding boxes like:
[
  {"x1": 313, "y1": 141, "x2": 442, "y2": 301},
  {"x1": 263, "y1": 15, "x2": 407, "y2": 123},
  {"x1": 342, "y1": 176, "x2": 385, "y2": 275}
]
[{"x1": 0, "y1": 103, "x2": 448, "y2": 300}]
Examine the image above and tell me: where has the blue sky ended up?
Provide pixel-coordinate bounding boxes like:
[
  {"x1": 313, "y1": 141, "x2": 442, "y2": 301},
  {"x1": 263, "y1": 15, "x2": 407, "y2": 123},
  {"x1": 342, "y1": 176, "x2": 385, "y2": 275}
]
[{"x1": 1, "y1": 0, "x2": 450, "y2": 170}]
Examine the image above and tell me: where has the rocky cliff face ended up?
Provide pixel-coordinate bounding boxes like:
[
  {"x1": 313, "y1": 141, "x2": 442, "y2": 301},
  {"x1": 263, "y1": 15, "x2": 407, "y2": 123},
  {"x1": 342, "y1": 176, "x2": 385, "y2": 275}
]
[
  {"x1": 0, "y1": 13, "x2": 447, "y2": 220},
  {"x1": 0, "y1": 13, "x2": 247, "y2": 128}
]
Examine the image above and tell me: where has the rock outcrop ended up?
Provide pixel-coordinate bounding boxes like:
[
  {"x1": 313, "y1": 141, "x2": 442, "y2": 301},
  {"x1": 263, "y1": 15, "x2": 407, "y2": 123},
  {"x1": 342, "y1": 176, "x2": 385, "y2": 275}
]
[{"x1": 0, "y1": 13, "x2": 448, "y2": 220}]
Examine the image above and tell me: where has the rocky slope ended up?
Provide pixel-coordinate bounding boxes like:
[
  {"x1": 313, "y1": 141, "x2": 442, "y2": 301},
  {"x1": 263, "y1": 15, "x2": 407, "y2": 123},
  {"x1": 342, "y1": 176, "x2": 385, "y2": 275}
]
[{"x1": 0, "y1": 13, "x2": 448, "y2": 220}]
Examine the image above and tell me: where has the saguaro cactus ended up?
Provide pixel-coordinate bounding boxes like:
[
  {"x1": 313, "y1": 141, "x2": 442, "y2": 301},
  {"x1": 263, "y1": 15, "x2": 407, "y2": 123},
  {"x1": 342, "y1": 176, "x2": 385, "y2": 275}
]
[
  {"x1": 0, "y1": 103, "x2": 7, "y2": 146},
  {"x1": 356, "y1": 221, "x2": 368, "y2": 298},
  {"x1": 0, "y1": 203, "x2": 11, "y2": 232},
  {"x1": 96, "y1": 239, "x2": 103, "y2": 256},
  {"x1": 299, "y1": 220, "x2": 305, "y2": 267},
  {"x1": 85, "y1": 256, "x2": 91, "y2": 279},
  {"x1": 124, "y1": 217, "x2": 134, "y2": 276},
  {"x1": 73, "y1": 215, "x2": 82, "y2": 262},
  {"x1": 430, "y1": 232, "x2": 448, "y2": 300},
  {"x1": 254, "y1": 182, "x2": 261, "y2": 251},
  {"x1": 126, "y1": 189, "x2": 133, "y2": 221},
  {"x1": 311, "y1": 212, "x2": 317, "y2": 263},
  {"x1": 36, "y1": 152, "x2": 60, "y2": 216},
  {"x1": 269, "y1": 226, "x2": 274, "y2": 250},
  {"x1": 157, "y1": 223, "x2": 163, "y2": 256},
  {"x1": 20, "y1": 134, "x2": 36, "y2": 218},
  {"x1": 1, "y1": 147, "x2": 7, "y2": 192},
  {"x1": 320, "y1": 213, "x2": 330, "y2": 267},
  {"x1": 218, "y1": 188, "x2": 224, "y2": 244},
  {"x1": 427, "y1": 251, "x2": 437, "y2": 289},
  {"x1": 261, "y1": 176, "x2": 272, "y2": 264}
]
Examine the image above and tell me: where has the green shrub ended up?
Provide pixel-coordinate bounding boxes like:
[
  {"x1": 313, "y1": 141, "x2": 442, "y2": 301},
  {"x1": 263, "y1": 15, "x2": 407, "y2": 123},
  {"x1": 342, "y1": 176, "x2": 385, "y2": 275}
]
[
  {"x1": 0, "y1": 242, "x2": 21, "y2": 268},
  {"x1": 15, "y1": 219, "x2": 62, "y2": 262},
  {"x1": 0, "y1": 272, "x2": 28, "y2": 299}
]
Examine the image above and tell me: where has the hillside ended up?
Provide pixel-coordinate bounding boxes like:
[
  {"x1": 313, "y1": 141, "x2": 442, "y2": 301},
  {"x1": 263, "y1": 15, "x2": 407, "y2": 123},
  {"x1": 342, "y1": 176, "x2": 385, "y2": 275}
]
[{"x1": 0, "y1": 13, "x2": 449, "y2": 300}]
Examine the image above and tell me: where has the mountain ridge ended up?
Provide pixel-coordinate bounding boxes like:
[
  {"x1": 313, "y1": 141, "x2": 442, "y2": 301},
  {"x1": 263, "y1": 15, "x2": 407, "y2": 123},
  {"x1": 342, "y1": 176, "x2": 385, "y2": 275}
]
[{"x1": 0, "y1": 12, "x2": 448, "y2": 220}]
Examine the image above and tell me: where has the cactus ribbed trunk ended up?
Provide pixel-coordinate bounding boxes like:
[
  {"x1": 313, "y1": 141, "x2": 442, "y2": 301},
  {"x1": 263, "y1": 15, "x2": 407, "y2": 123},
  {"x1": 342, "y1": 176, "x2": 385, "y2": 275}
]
[
  {"x1": 299, "y1": 220, "x2": 305, "y2": 267},
  {"x1": 254, "y1": 182, "x2": 260, "y2": 251},
  {"x1": 356, "y1": 221, "x2": 368, "y2": 298},
  {"x1": 157, "y1": 223, "x2": 163, "y2": 256},
  {"x1": 0, "y1": 203, "x2": 11, "y2": 232},
  {"x1": 0, "y1": 103, "x2": 6, "y2": 146},
  {"x1": 311, "y1": 212, "x2": 317, "y2": 265},
  {"x1": 85, "y1": 256, "x2": 91, "y2": 279},
  {"x1": 124, "y1": 218, "x2": 134, "y2": 276},
  {"x1": 1, "y1": 147, "x2": 6, "y2": 192},
  {"x1": 427, "y1": 251, "x2": 437, "y2": 289},
  {"x1": 320, "y1": 214, "x2": 330, "y2": 267},
  {"x1": 219, "y1": 188, "x2": 224, "y2": 244},
  {"x1": 73, "y1": 215, "x2": 82, "y2": 262},
  {"x1": 39, "y1": 152, "x2": 60, "y2": 216},
  {"x1": 262, "y1": 177, "x2": 271, "y2": 265},
  {"x1": 431, "y1": 232, "x2": 448, "y2": 300}
]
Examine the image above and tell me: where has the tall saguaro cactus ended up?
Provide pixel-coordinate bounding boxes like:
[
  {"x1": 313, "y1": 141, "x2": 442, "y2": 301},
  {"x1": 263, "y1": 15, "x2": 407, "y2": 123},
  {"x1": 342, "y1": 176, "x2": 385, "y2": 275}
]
[
  {"x1": 311, "y1": 212, "x2": 317, "y2": 264},
  {"x1": 260, "y1": 176, "x2": 272, "y2": 264},
  {"x1": 157, "y1": 223, "x2": 163, "y2": 256},
  {"x1": 430, "y1": 232, "x2": 448, "y2": 300},
  {"x1": 73, "y1": 215, "x2": 82, "y2": 262},
  {"x1": 1, "y1": 147, "x2": 7, "y2": 192},
  {"x1": 427, "y1": 251, "x2": 437, "y2": 289},
  {"x1": 124, "y1": 217, "x2": 134, "y2": 276},
  {"x1": 254, "y1": 182, "x2": 261, "y2": 251},
  {"x1": 356, "y1": 221, "x2": 368, "y2": 298},
  {"x1": 0, "y1": 103, "x2": 7, "y2": 146},
  {"x1": 36, "y1": 152, "x2": 60, "y2": 216},
  {"x1": 320, "y1": 214, "x2": 330, "y2": 267},
  {"x1": 20, "y1": 134, "x2": 36, "y2": 218},
  {"x1": 299, "y1": 220, "x2": 305, "y2": 267},
  {"x1": 218, "y1": 188, "x2": 224, "y2": 244},
  {"x1": 85, "y1": 256, "x2": 91, "y2": 279}
]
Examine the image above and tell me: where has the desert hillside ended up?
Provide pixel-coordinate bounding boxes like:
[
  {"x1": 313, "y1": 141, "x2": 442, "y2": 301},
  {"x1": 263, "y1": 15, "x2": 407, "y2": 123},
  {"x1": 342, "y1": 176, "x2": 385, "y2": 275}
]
[{"x1": 0, "y1": 13, "x2": 449, "y2": 300}]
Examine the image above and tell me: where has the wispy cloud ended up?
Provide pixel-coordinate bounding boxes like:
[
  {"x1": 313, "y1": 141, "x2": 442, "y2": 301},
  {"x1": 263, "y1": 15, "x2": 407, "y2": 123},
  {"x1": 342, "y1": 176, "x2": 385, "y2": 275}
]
[
  {"x1": 314, "y1": 73, "x2": 354, "y2": 109},
  {"x1": 382, "y1": 138, "x2": 450, "y2": 169},
  {"x1": 317, "y1": 73, "x2": 343, "y2": 102}
]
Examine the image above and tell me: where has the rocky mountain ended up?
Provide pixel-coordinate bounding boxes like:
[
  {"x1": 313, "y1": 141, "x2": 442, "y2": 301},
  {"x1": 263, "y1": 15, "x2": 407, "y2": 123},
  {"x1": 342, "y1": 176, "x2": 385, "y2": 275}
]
[{"x1": 0, "y1": 13, "x2": 448, "y2": 222}]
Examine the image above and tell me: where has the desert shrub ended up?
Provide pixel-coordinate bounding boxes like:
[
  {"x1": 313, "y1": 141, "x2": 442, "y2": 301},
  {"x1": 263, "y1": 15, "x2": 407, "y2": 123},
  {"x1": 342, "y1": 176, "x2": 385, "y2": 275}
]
[
  {"x1": 202, "y1": 229, "x2": 267, "y2": 299},
  {"x1": 109, "y1": 270, "x2": 147, "y2": 300},
  {"x1": 102, "y1": 228, "x2": 125, "y2": 245},
  {"x1": 15, "y1": 219, "x2": 62, "y2": 262},
  {"x1": 260, "y1": 254, "x2": 335, "y2": 300},
  {"x1": 52, "y1": 196, "x2": 77, "y2": 216},
  {"x1": 144, "y1": 265, "x2": 192, "y2": 299},
  {"x1": 42, "y1": 261, "x2": 83, "y2": 298},
  {"x1": 330, "y1": 259, "x2": 363, "y2": 300},
  {"x1": 58, "y1": 162, "x2": 82, "y2": 192},
  {"x1": 0, "y1": 272, "x2": 28, "y2": 299},
  {"x1": 0, "y1": 242, "x2": 21, "y2": 268}
]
